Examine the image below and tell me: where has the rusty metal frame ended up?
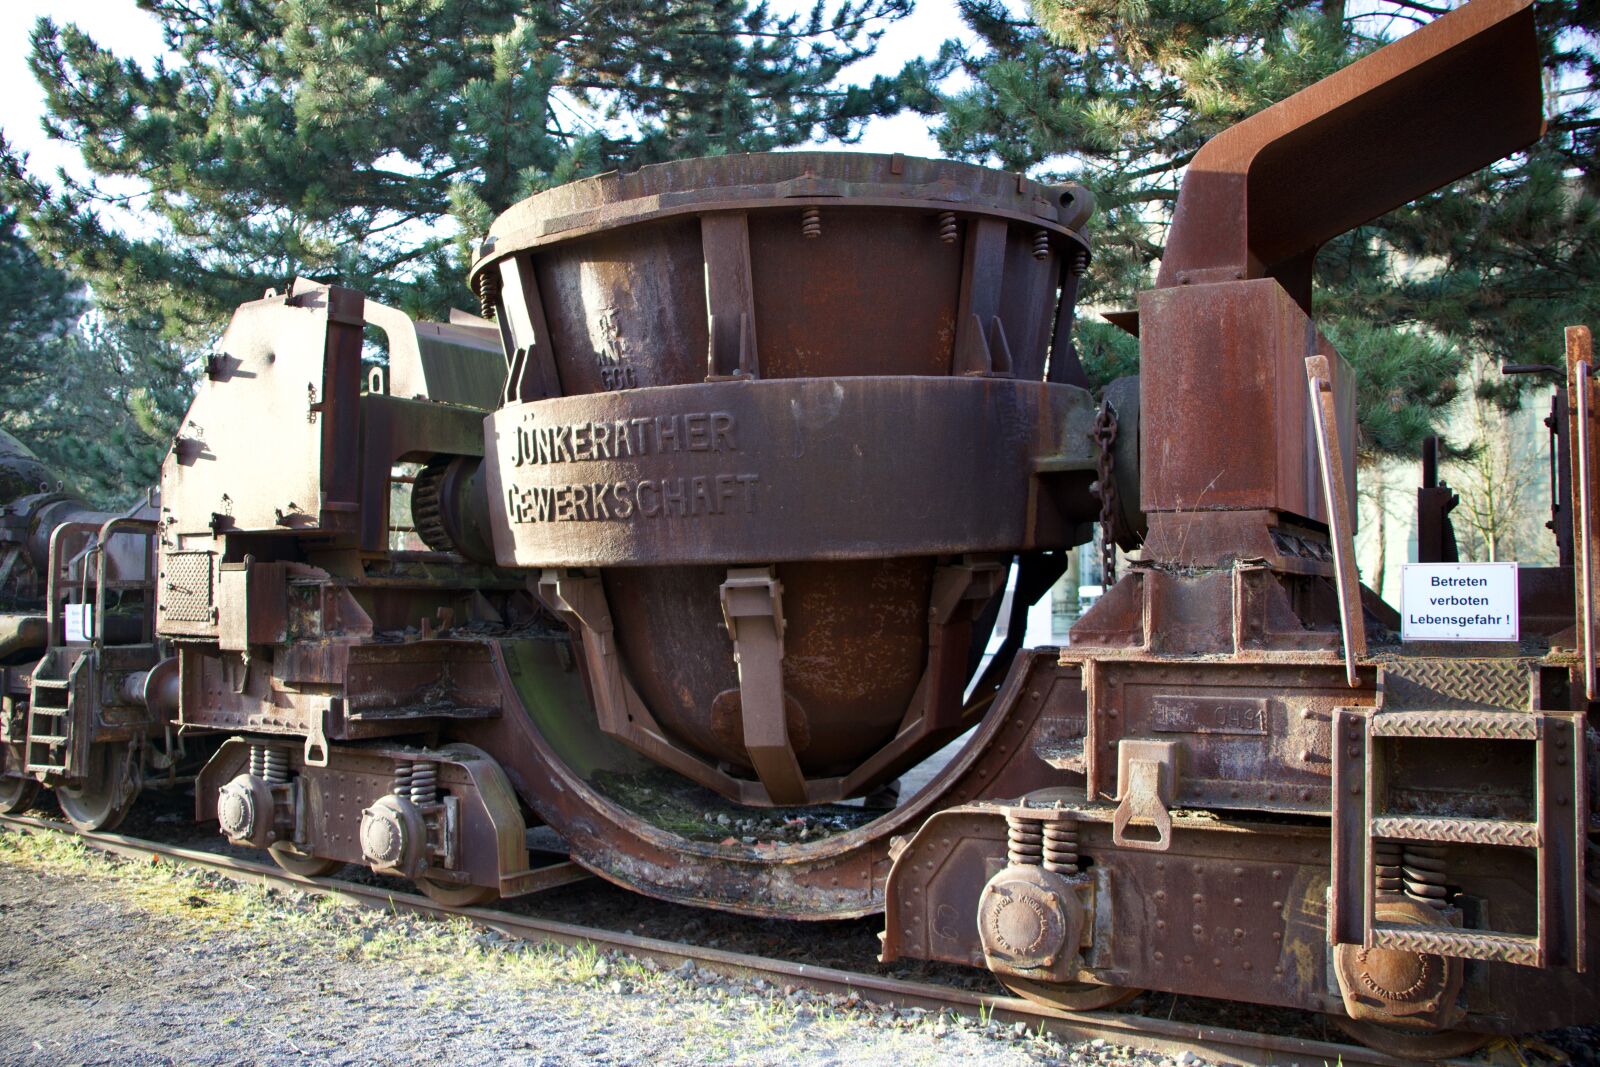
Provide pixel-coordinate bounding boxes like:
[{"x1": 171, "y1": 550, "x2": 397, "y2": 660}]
[
  {"x1": 537, "y1": 561, "x2": 1008, "y2": 807},
  {"x1": 1157, "y1": 0, "x2": 1542, "y2": 311}
]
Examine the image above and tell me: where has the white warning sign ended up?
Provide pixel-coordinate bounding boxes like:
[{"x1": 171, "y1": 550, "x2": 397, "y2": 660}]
[
  {"x1": 63, "y1": 603, "x2": 93, "y2": 644},
  {"x1": 1400, "y1": 562, "x2": 1519, "y2": 642}
]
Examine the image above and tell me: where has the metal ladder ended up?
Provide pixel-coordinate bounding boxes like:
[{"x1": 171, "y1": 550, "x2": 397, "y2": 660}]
[
  {"x1": 24, "y1": 649, "x2": 81, "y2": 775},
  {"x1": 22, "y1": 516, "x2": 155, "y2": 778},
  {"x1": 1332, "y1": 662, "x2": 1587, "y2": 970}
]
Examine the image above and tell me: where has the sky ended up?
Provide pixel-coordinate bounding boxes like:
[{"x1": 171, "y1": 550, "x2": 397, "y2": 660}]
[{"x1": 0, "y1": 1, "x2": 173, "y2": 187}]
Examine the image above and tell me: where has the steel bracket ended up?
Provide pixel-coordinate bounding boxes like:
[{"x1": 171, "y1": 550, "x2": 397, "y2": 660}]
[
  {"x1": 303, "y1": 700, "x2": 329, "y2": 767},
  {"x1": 1111, "y1": 739, "x2": 1176, "y2": 851},
  {"x1": 537, "y1": 568, "x2": 823, "y2": 806},
  {"x1": 719, "y1": 567, "x2": 806, "y2": 806}
]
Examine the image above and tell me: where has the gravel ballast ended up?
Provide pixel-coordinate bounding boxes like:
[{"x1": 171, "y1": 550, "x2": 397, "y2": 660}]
[{"x1": 0, "y1": 827, "x2": 1201, "y2": 1067}]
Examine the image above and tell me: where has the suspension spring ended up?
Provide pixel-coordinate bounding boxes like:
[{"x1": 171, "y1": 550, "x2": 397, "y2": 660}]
[
  {"x1": 800, "y1": 207, "x2": 822, "y2": 239},
  {"x1": 1374, "y1": 840, "x2": 1404, "y2": 896},
  {"x1": 1042, "y1": 818, "x2": 1080, "y2": 877},
  {"x1": 1070, "y1": 249, "x2": 1090, "y2": 277},
  {"x1": 937, "y1": 211, "x2": 958, "y2": 245},
  {"x1": 249, "y1": 744, "x2": 289, "y2": 784},
  {"x1": 409, "y1": 761, "x2": 439, "y2": 806},
  {"x1": 1006, "y1": 814, "x2": 1044, "y2": 867},
  {"x1": 1402, "y1": 844, "x2": 1450, "y2": 909},
  {"x1": 1032, "y1": 229, "x2": 1051, "y2": 260},
  {"x1": 474, "y1": 271, "x2": 500, "y2": 321},
  {"x1": 392, "y1": 761, "x2": 414, "y2": 798}
]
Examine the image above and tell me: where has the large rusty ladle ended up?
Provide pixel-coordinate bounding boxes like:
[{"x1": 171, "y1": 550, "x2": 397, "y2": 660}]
[{"x1": 466, "y1": 153, "x2": 1114, "y2": 807}]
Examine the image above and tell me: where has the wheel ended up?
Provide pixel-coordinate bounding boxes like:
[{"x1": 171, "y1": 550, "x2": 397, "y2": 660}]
[
  {"x1": 268, "y1": 842, "x2": 343, "y2": 878},
  {"x1": 417, "y1": 877, "x2": 499, "y2": 908},
  {"x1": 1333, "y1": 1017, "x2": 1491, "y2": 1059},
  {"x1": 416, "y1": 742, "x2": 502, "y2": 908},
  {"x1": 1331, "y1": 896, "x2": 1478, "y2": 1057},
  {"x1": 56, "y1": 743, "x2": 136, "y2": 832},
  {"x1": 0, "y1": 774, "x2": 40, "y2": 814},
  {"x1": 1000, "y1": 976, "x2": 1142, "y2": 1012},
  {"x1": 0, "y1": 741, "x2": 39, "y2": 814},
  {"x1": 417, "y1": 743, "x2": 506, "y2": 907}
]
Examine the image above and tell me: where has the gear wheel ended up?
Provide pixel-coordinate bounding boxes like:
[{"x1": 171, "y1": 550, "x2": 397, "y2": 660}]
[{"x1": 410, "y1": 459, "x2": 454, "y2": 554}]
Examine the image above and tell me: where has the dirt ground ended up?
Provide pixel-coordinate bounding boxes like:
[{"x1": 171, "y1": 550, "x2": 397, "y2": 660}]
[{"x1": 0, "y1": 827, "x2": 1186, "y2": 1067}]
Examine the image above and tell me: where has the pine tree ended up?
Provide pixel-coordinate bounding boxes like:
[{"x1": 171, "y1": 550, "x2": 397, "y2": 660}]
[
  {"x1": 1, "y1": 0, "x2": 941, "y2": 335},
  {"x1": 0, "y1": 307, "x2": 194, "y2": 509},
  {"x1": 938, "y1": 0, "x2": 1600, "y2": 462},
  {"x1": 3, "y1": 198, "x2": 191, "y2": 507},
  {"x1": 0, "y1": 205, "x2": 82, "y2": 404}
]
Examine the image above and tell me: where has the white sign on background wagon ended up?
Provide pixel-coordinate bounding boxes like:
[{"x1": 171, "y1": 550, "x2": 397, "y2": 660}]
[
  {"x1": 1400, "y1": 562, "x2": 1519, "y2": 642},
  {"x1": 63, "y1": 603, "x2": 93, "y2": 644}
]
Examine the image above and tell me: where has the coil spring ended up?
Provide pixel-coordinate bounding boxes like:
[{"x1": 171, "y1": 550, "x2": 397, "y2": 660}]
[
  {"x1": 474, "y1": 271, "x2": 500, "y2": 320},
  {"x1": 1032, "y1": 229, "x2": 1051, "y2": 260},
  {"x1": 1042, "y1": 819, "x2": 1079, "y2": 876},
  {"x1": 1374, "y1": 840, "x2": 1404, "y2": 896},
  {"x1": 1402, "y1": 844, "x2": 1450, "y2": 909},
  {"x1": 937, "y1": 211, "x2": 958, "y2": 245},
  {"x1": 410, "y1": 762, "x2": 439, "y2": 805},
  {"x1": 1070, "y1": 249, "x2": 1090, "y2": 277},
  {"x1": 249, "y1": 744, "x2": 288, "y2": 784},
  {"x1": 801, "y1": 207, "x2": 822, "y2": 239},
  {"x1": 1006, "y1": 814, "x2": 1044, "y2": 867},
  {"x1": 393, "y1": 761, "x2": 414, "y2": 797}
]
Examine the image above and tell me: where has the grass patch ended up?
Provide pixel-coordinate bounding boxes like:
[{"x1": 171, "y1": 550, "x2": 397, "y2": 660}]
[{"x1": 0, "y1": 825, "x2": 1070, "y2": 1064}]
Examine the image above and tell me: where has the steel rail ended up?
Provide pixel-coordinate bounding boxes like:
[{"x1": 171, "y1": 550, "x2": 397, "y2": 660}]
[{"x1": 0, "y1": 813, "x2": 1461, "y2": 1067}]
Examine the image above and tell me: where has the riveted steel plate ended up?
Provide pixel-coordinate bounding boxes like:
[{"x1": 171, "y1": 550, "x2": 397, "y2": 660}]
[{"x1": 484, "y1": 376, "x2": 1096, "y2": 568}]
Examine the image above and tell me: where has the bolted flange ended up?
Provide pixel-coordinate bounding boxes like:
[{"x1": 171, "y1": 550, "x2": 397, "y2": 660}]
[
  {"x1": 360, "y1": 793, "x2": 427, "y2": 878},
  {"x1": 977, "y1": 864, "x2": 1088, "y2": 983},
  {"x1": 216, "y1": 773, "x2": 279, "y2": 848},
  {"x1": 1335, "y1": 897, "x2": 1465, "y2": 1031}
]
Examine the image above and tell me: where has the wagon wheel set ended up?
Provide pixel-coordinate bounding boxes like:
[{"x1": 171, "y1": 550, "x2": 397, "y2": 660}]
[{"x1": 0, "y1": 739, "x2": 140, "y2": 833}]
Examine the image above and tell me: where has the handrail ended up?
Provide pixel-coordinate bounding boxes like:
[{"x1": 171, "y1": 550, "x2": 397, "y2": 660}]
[
  {"x1": 43, "y1": 521, "x2": 100, "y2": 648},
  {"x1": 1306, "y1": 355, "x2": 1365, "y2": 687},
  {"x1": 1576, "y1": 357, "x2": 1595, "y2": 699},
  {"x1": 91, "y1": 517, "x2": 159, "y2": 649}
]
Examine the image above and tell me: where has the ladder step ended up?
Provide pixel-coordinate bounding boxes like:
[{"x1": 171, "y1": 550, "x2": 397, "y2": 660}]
[
  {"x1": 1369, "y1": 815, "x2": 1539, "y2": 848},
  {"x1": 28, "y1": 734, "x2": 67, "y2": 745},
  {"x1": 1369, "y1": 709, "x2": 1537, "y2": 741},
  {"x1": 31, "y1": 678, "x2": 70, "y2": 689},
  {"x1": 1371, "y1": 924, "x2": 1541, "y2": 967}
]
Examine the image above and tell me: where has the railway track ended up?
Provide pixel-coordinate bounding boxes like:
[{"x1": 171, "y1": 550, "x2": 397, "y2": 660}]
[{"x1": 0, "y1": 812, "x2": 1499, "y2": 1067}]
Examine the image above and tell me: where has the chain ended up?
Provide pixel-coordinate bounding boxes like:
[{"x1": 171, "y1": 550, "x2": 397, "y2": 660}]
[{"x1": 1090, "y1": 400, "x2": 1120, "y2": 586}]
